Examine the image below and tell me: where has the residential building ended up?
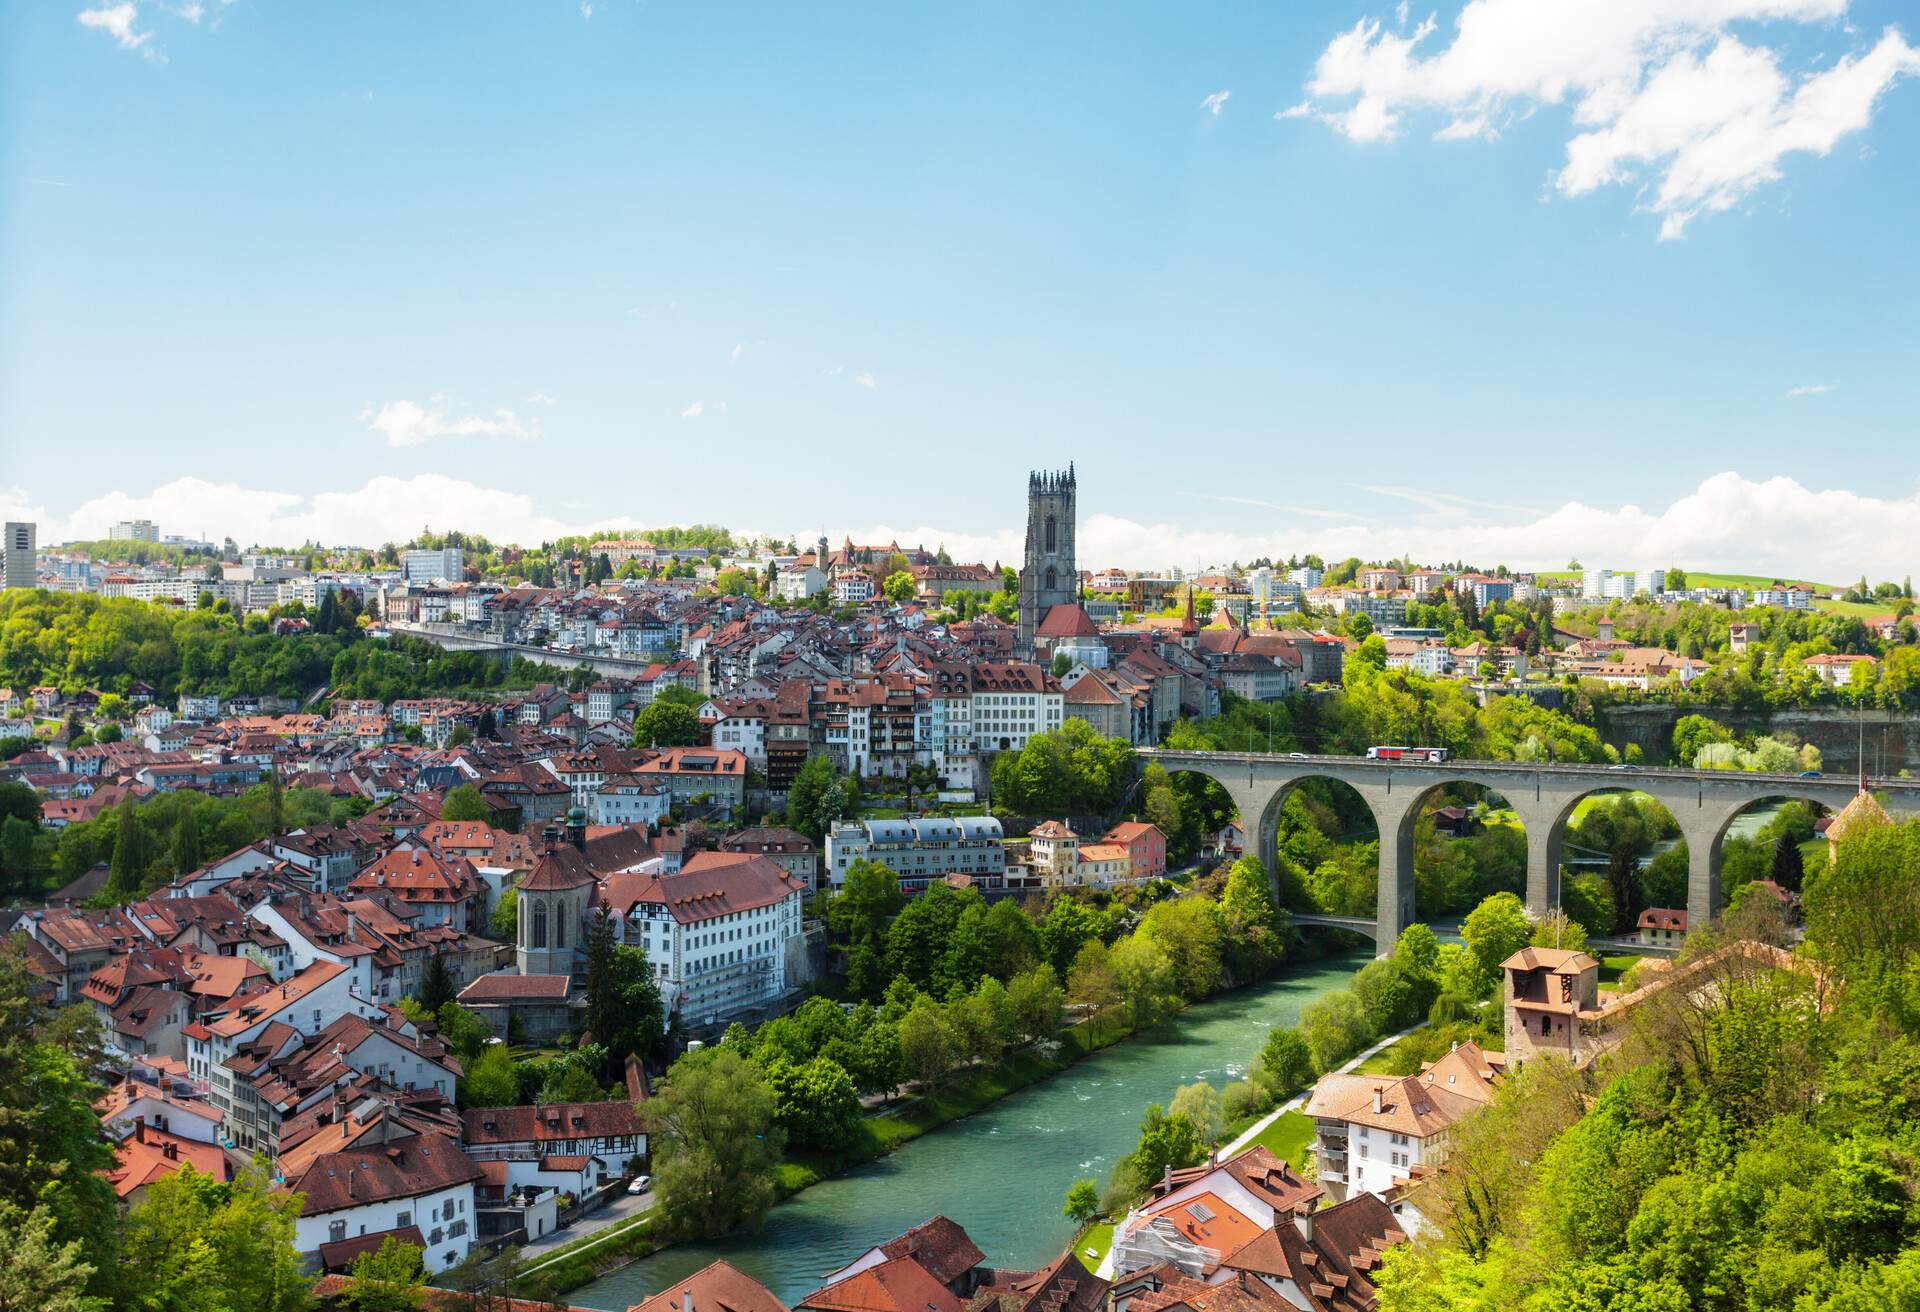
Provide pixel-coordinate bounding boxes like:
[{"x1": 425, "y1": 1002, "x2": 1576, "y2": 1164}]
[
  {"x1": 1637, "y1": 907, "x2": 1687, "y2": 946},
  {"x1": 1110, "y1": 1144, "x2": 1319, "y2": 1278},
  {"x1": 402, "y1": 547, "x2": 465, "y2": 585},
  {"x1": 628, "y1": 1261, "x2": 791, "y2": 1312},
  {"x1": 111, "y1": 519, "x2": 161, "y2": 542},
  {"x1": 596, "y1": 850, "x2": 808, "y2": 1024},
  {"x1": 636, "y1": 746, "x2": 748, "y2": 817},
  {"x1": 1103, "y1": 821, "x2": 1167, "y2": 880},
  {"x1": 716, "y1": 826, "x2": 819, "y2": 890},
  {"x1": 459, "y1": 1100, "x2": 646, "y2": 1193},
  {"x1": 825, "y1": 816, "x2": 1007, "y2": 892},
  {"x1": 3, "y1": 521, "x2": 34, "y2": 590},
  {"x1": 287, "y1": 1130, "x2": 483, "y2": 1274},
  {"x1": 1305, "y1": 1043, "x2": 1503, "y2": 1204}
]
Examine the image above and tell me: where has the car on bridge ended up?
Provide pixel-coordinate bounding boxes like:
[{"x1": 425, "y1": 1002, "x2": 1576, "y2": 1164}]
[{"x1": 1366, "y1": 745, "x2": 1449, "y2": 763}]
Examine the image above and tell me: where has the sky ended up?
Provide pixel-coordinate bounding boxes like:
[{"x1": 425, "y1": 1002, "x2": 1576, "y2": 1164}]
[{"x1": 4, "y1": 1, "x2": 1919, "y2": 580}]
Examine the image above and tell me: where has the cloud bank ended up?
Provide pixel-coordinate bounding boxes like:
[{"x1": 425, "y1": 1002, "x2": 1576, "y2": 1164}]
[
  {"x1": 6, "y1": 472, "x2": 1917, "y2": 581},
  {"x1": 1291, "y1": 0, "x2": 1920, "y2": 237}
]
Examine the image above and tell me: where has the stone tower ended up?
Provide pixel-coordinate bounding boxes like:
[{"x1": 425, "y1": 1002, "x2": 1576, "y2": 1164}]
[
  {"x1": 1019, "y1": 465, "x2": 1077, "y2": 655},
  {"x1": 515, "y1": 826, "x2": 594, "y2": 980}
]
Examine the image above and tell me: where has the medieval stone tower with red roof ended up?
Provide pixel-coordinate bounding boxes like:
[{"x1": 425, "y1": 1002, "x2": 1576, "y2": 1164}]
[{"x1": 1018, "y1": 466, "x2": 1077, "y2": 656}]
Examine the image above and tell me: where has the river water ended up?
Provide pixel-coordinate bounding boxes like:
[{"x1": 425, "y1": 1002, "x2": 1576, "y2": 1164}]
[{"x1": 572, "y1": 947, "x2": 1367, "y2": 1310}]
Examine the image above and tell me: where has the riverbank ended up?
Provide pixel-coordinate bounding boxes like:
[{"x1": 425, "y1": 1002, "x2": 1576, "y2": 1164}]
[
  {"x1": 527, "y1": 997, "x2": 1245, "y2": 1295},
  {"x1": 568, "y1": 948, "x2": 1368, "y2": 1309}
]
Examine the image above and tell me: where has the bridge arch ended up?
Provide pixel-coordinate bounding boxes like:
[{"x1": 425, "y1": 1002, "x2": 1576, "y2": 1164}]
[{"x1": 1383, "y1": 778, "x2": 1532, "y2": 933}]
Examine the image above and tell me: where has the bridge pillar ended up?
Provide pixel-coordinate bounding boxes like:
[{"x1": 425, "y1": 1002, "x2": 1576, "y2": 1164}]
[
  {"x1": 1521, "y1": 817, "x2": 1563, "y2": 920},
  {"x1": 1373, "y1": 786, "x2": 1420, "y2": 959}
]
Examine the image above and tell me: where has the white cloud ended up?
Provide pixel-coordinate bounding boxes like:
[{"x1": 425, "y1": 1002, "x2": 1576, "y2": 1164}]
[
  {"x1": 21, "y1": 476, "x2": 577, "y2": 550},
  {"x1": 839, "y1": 473, "x2": 1920, "y2": 579},
  {"x1": 1201, "y1": 90, "x2": 1232, "y2": 117},
  {"x1": 163, "y1": 0, "x2": 204, "y2": 20},
  {"x1": 1292, "y1": 2, "x2": 1920, "y2": 237},
  {"x1": 854, "y1": 371, "x2": 879, "y2": 390},
  {"x1": 358, "y1": 398, "x2": 539, "y2": 448},
  {"x1": 680, "y1": 401, "x2": 705, "y2": 418},
  {"x1": 1276, "y1": 101, "x2": 1314, "y2": 120},
  {"x1": 527, "y1": 392, "x2": 559, "y2": 407},
  {"x1": 77, "y1": 3, "x2": 151, "y2": 52},
  {"x1": 1786, "y1": 382, "x2": 1837, "y2": 396},
  {"x1": 730, "y1": 343, "x2": 744, "y2": 363},
  {"x1": 580, "y1": 2, "x2": 592, "y2": 17}
]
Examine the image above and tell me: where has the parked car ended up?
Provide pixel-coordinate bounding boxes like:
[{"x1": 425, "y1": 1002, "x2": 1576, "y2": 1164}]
[
  {"x1": 627, "y1": 1173, "x2": 653, "y2": 1195},
  {"x1": 1799, "y1": 770, "x2": 1823, "y2": 779}
]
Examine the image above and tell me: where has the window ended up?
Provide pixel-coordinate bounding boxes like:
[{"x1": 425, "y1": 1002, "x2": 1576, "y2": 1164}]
[
  {"x1": 329, "y1": 1220, "x2": 347, "y2": 1243},
  {"x1": 531, "y1": 900, "x2": 548, "y2": 949},
  {"x1": 1045, "y1": 515, "x2": 1057, "y2": 553}
]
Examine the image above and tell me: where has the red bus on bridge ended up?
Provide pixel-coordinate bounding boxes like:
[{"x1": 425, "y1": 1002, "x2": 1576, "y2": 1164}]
[{"x1": 1366, "y1": 745, "x2": 1449, "y2": 763}]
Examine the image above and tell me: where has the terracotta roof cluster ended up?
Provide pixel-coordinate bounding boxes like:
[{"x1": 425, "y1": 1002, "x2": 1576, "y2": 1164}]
[
  {"x1": 626, "y1": 1259, "x2": 792, "y2": 1312},
  {"x1": 287, "y1": 1131, "x2": 483, "y2": 1215},
  {"x1": 459, "y1": 1099, "x2": 644, "y2": 1146}
]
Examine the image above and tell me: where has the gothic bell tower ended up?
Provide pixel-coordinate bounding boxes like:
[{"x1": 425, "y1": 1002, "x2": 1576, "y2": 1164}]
[{"x1": 1019, "y1": 465, "x2": 1077, "y2": 656}]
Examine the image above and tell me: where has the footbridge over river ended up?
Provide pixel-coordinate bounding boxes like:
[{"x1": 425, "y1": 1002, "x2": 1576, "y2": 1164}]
[{"x1": 1139, "y1": 749, "x2": 1920, "y2": 955}]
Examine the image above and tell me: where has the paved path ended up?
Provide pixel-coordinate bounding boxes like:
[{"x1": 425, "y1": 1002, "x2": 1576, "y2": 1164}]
[
  {"x1": 1093, "y1": 1021, "x2": 1422, "y2": 1281},
  {"x1": 518, "y1": 1187, "x2": 654, "y2": 1267}
]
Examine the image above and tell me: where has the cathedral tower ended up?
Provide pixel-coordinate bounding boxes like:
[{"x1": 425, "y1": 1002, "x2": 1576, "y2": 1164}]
[{"x1": 1019, "y1": 465, "x2": 1077, "y2": 655}]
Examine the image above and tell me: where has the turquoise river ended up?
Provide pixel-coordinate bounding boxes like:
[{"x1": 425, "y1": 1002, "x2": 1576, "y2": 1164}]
[{"x1": 574, "y1": 946, "x2": 1367, "y2": 1309}]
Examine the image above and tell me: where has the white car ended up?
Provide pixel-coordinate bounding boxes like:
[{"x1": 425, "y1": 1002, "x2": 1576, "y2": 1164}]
[{"x1": 627, "y1": 1174, "x2": 653, "y2": 1196}]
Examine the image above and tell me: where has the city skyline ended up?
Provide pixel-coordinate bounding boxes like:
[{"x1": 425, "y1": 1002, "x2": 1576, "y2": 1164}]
[{"x1": 5, "y1": 2, "x2": 1920, "y2": 575}]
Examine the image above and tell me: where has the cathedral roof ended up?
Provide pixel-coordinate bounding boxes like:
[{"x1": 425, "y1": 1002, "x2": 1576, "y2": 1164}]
[
  {"x1": 519, "y1": 840, "x2": 596, "y2": 892},
  {"x1": 1035, "y1": 603, "x2": 1099, "y2": 638}
]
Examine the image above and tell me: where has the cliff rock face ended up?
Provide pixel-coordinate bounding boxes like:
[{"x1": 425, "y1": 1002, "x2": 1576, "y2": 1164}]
[{"x1": 1597, "y1": 704, "x2": 1916, "y2": 775}]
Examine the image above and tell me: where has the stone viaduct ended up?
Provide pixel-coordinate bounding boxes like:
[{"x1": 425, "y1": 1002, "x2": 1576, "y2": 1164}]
[{"x1": 1138, "y1": 749, "x2": 1920, "y2": 954}]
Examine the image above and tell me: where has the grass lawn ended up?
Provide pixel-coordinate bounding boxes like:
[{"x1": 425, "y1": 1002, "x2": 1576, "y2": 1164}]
[
  {"x1": 1814, "y1": 598, "x2": 1889, "y2": 617},
  {"x1": 1598, "y1": 952, "x2": 1644, "y2": 985},
  {"x1": 1076, "y1": 1222, "x2": 1115, "y2": 1269},
  {"x1": 1248, "y1": 1111, "x2": 1315, "y2": 1170}
]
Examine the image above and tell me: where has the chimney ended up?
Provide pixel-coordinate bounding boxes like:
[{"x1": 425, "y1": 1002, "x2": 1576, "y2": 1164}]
[
  {"x1": 684, "y1": 1290, "x2": 695, "y2": 1312},
  {"x1": 1292, "y1": 1207, "x2": 1313, "y2": 1244},
  {"x1": 134, "y1": 1117, "x2": 146, "y2": 1143},
  {"x1": 1371, "y1": 1086, "x2": 1383, "y2": 1114}
]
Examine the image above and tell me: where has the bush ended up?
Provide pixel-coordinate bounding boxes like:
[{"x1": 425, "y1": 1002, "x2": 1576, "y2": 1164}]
[{"x1": 1221, "y1": 1079, "x2": 1271, "y2": 1124}]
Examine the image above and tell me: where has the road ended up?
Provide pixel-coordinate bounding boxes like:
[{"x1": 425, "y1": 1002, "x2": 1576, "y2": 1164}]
[{"x1": 518, "y1": 1185, "x2": 655, "y2": 1265}]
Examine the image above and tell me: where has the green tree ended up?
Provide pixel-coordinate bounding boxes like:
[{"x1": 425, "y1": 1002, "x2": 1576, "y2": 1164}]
[
  {"x1": 1168, "y1": 1082, "x2": 1225, "y2": 1145},
  {"x1": 416, "y1": 951, "x2": 456, "y2": 1012},
  {"x1": 763, "y1": 1056, "x2": 862, "y2": 1150},
  {"x1": 1252, "y1": 1027, "x2": 1315, "y2": 1095},
  {"x1": 639, "y1": 1048, "x2": 784, "y2": 1239},
  {"x1": 899, "y1": 995, "x2": 961, "y2": 1088},
  {"x1": 434, "y1": 1001, "x2": 493, "y2": 1064},
  {"x1": 489, "y1": 884, "x2": 518, "y2": 940},
  {"x1": 882, "y1": 571, "x2": 918, "y2": 604},
  {"x1": 1039, "y1": 897, "x2": 1105, "y2": 976},
  {"x1": 440, "y1": 784, "x2": 493, "y2": 824},
  {"x1": 633, "y1": 700, "x2": 704, "y2": 749},
  {"x1": 169, "y1": 804, "x2": 199, "y2": 876},
  {"x1": 583, "y1": 931, "x2": 665, "y2": 1072},
  {"x1": 1299, "y1": 989, "x2": 1373, "y2": 1072},
  {"x1": 1462, "y1": 892, "x2": 1532, "y2": 982},
  {"x1": 1109, "y1": 934, "x2": 1180, "y2": 1030},
  {"x1": 1141, "y1": 898, "x2": 1228, "y2": 1000},
  {"x1": 827, "y1": 859, "x2": 904, "y2": 946},
  {"x1": 339, "y1": 1236, "x2": 427, "y2": 1312},
  {"x1": 785, "y1": 755, "x2": 839, "y2": 843},
  {"x1": 119, "y1": 1161, "x2": 311, "y2": 1312},
  {"x1": 107, "y1": 793, "x2": 148, "y2": 900},
  {"x1": 0, "y1": 1204, "x2": 101, "y2": 1312},
  {"x1": 1005, "y1": 963, "x2": 1066, "y2": 1042},
  {"x1": 461, "y1": 1043, "x2": 520, "y2": 1107},
  {"x1": 1063, "y1": 1178, "x2": 1101, "y2": 1228}
]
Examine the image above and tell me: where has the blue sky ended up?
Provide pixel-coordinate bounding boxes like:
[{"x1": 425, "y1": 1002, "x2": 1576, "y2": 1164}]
[{"x1": 4, "y1": 1, "x2": 1919, "y2": 577}]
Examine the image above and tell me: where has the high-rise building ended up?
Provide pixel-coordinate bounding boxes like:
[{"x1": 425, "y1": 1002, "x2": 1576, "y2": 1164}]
[
  {"x1": 3, "y1": 522, "x2": 36, "y2": 590},
  {"x1": 109, "y1": 519, "x2": 160, "y2": 542},
  {"x1": 1582, "y1": 567, "x2": 1612, "y2": 599},
  {"x1": 1018, "y1": 466, "x2": 1077, "y2": 655},
  {"x1": 402, "y1": 547, "x2": 464, "y2": 584}
]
